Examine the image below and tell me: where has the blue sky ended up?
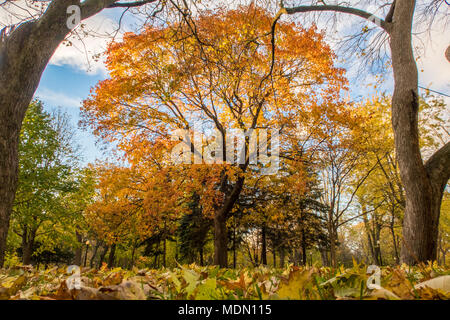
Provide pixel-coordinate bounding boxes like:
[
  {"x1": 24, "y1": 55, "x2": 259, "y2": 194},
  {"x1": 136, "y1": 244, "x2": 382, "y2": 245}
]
[{"x1": 34, "y1": 64, "x2": 105, "y2": 164}]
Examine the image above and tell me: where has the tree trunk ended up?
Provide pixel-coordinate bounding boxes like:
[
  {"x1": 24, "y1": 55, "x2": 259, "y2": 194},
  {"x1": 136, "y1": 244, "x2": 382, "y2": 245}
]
[
  {"x1": 389, "y1": 0, "x2": 450, "y2": 264},
  {"x1": 199, "y1": 245, "x2": 204, "y2": 267},
  {"x1": 213, "y1": 212, "x2": 228, "y2": 267},
  {"x1": 272, "y1": 247, "x2": 276, "y2": 268},
  {"x1": 98, "y1": 245, "x2": 109, "y2": 269},
  {"x1": 279, "y1": 249, "x2": 285, "y2": 268},
  {"x1": 90, "y1": 242, "x2": 100, "y2": 268},
  {"x1": 390, "y1": 211, "x2": 400, "y2": 265},
  {"x1": 21, "y1": 226, "x2": 36, "y2": 265},
  {"x1": 213, "y1": 174, "x2": 245, "y2": 267},
  {"x1": 301, "y1": 236, "x2": 307, "y2": 266},
  {"x1": 163, "y1": 237, "x2": 166, "y2": 268},
  {"x1": 83, "y1": 244, "x2": 89, "y2": 267},
  {"x1": 129, "y1": 245, "x2": 136, "y2": 269},
  {"x1": 261, "y1": 225, "x2": 267, "y2": 265},
  {"x1": 0, "y1": 124, "x2": 19, "y2": 267},
  {"x1": 74, "y1": 232, "x2": 83, "y2": 266},
  {"x1": 232, "y1": 223, "x2": 237, "y2": 268},
  {"x1": 328, "y1": 223, "x2": 337, "y2": 267},
  {"x1": 108, "y1": 243, "x2": 116, "y2": 268},
  {"x1": 320, "y1": 248, "x2": 329, "y2": 267},
  {"x1": 21, "y1": 238, "x2": 33, "y2": 266}
]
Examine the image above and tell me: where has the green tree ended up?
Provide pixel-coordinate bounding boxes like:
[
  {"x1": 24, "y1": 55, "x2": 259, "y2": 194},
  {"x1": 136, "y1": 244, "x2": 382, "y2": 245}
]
[{"x1": 12, "y1": 101, "x2": 79, "y2": 265}]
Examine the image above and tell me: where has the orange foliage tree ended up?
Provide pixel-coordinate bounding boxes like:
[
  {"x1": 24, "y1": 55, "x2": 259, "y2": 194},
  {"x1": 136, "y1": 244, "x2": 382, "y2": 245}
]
[{"x1": 82, "y1": 5, "x2": 347, "y2": 266}]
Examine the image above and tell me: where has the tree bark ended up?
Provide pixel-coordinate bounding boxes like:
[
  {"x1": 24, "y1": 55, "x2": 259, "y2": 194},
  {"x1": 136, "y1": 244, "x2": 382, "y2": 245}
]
[
  {"x1": 272, "y1": 247, "x2": 276, "y2": 268},
  {"x1": 261, "y1": 225, "x2": 267, "y2": 265},
  {"x1": 90, "y1": 241, "x2": 100, "y2": 268},
  {"x1": 21, "y1": 226, "x2": 36, "y2": 265},
  {"x1": 213, "y1": 175, "x2": 245, "y2": 267},
  {"x1": 232, "y1": 221, "x2": 237, "y2": 268},
  {"x1": 389, "y1": 209, "x2": 400, "y2": 265},
  {"x1": 74, "y1": 232, "x2": 83, "y2": 266},
  {"x1": 388, "y1": 0, "x2": 450, "y2": 264},
  {"x1": 328, "y1": 218, "x2": 338, "y2": 267},
  {"x1": 320, "y1": 248, "x2": 329, "y2": 267},
  {"x1": 279, "y1": 249, "x2": 285, "y2": 268},
  {"x1": 199, "y1": 245, "x2": 204, "y2": 266},
  {"x1": 83, "y1": 243, "x2": 89, "y2": 267},
  {"x1": 98, "y1": 245, "x2": 109, "y2": 269},
  {"x1": 300, "y1": 211, "x2": 307, "y2": 266},
  {"x1": 21, "y1": 238, "x2": 33, "y2": 265},
  {"x1": 108, "y1": 243, "x2": 116, "y2": 268},
  {"x1": 214, "y1": 213, "x2": 228, "y2": 267},
  {"x1": 301, "y1": 234, "x2": 307, "y2": 266}
]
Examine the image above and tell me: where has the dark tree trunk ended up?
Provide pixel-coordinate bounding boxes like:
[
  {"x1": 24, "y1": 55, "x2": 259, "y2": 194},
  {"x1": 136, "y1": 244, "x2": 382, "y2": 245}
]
[
  {"x1": 21, "y1": 226, "x2": 36, "y2": 265},
  {"x1": 301, "y1": 237, "x2": 307, "y2": 266},
  {"x1": 232, "y1": 223, "x2": 236, "y2": 268},
  {"x1": 98, "y1": 245, "x2": 109, "y2": 269},
  {"x1": 90, "y1": 242, "x2": 100, "y2": 268},
  {"x1": 279, "y1": 249, "x2": 285, "y2": 268},
  {"x1": 213, "y1": 174, "x2": 245, "y2": 267},
  {"x1": 108, "y1": 243, "x2": 116, "y2": 268},
  {"x1": 214, "y1": 213, "x2": 228, "y2": 267},
  {"x1": 261, "y1": 225, "x2": 267, "y2": 265},
  {"x1": 0, "y1": 124, "x2": 19, "y2": 267},
  {"x1": 22, "y1": 240, "x2": 33, "y2": 265},
  {"x1": 199, "y1": 245, "x2": 204, "y2": 266},
  {"x1": 390, "y1": 211, "x2": 400, "y2": 265},
  {"x1": 328, "y1": 222, "x2": 337, "y2": 267},
  {"x1": 374, "y1": 225, "x2": 383, "y2": 266},
  {"x1": 83, "y1": 244, "x2": 89, "y2": 267},
  {"x1": 129, "y1": 245, "x2": 136, "y2": 269},
  {"x1": 74, "y1": 232, "x2": 83, "y2": 266},
  {"x1": 320, "y1": 248, "x2": 329, "y2": 267},
  {"x1": 163, "y1": 237, "x2": 166, "y2": 268},
  {"x1": 272, "y1": 247, "x2": 276, "y2": 268}
]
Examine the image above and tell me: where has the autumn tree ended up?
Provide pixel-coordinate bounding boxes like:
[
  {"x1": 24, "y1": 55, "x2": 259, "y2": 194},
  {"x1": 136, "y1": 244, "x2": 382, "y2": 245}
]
[
  {"x1": 279, "y1": 0, "x2": 450, "y2": 264},
  {"x1": 85, "y1": 164, "x2": 144, "y2": 267},
  {"x1": 81, "y1": 4, "x2": 347, "y2": 266}
]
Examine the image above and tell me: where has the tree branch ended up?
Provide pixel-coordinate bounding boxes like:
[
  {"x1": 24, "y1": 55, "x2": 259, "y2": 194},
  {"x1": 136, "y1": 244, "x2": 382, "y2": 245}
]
[
  {"x1": 425, "y1": 141, "x2": 450, "y2": 193},
  {"x1": 385, "y1": 0, "x2": 396, "y2": 23},
  {"x1": 283, "y1": 4, "x2": 388, "y2": 32},
  {"x1": 108, "y1": 0, "x2": 157, "y2": 8}
]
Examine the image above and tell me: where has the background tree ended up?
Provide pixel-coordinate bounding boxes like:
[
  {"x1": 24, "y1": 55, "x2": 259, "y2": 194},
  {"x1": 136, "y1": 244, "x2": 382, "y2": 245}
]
[{"x1": 11, "y1": 101, "x2": 79, "y2": 265}]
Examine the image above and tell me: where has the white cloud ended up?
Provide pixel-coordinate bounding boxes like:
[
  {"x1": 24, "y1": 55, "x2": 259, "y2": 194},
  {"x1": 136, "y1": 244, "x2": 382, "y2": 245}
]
[
  {"x1": 1, "y1": 1, "x2": 130, "y2": 75},
  {"x1": 415, "y1": 28, "x2": 450, "y2": 97},
  {"x1": 34, "y1": 87, "x2": 82, "y2": 109},
  {"x1": 49, "y1": 13, "x2": 122, "y2": 76}
]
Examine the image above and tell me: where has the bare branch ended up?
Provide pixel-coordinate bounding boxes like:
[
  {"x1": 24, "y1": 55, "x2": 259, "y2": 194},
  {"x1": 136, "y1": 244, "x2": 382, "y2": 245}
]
[
  {"x1": 108, "y1": 0, "x2": 158, "y2": 8},
  {"x1": 283, "y1": 4, "x2": 388, "y2": 31}
]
